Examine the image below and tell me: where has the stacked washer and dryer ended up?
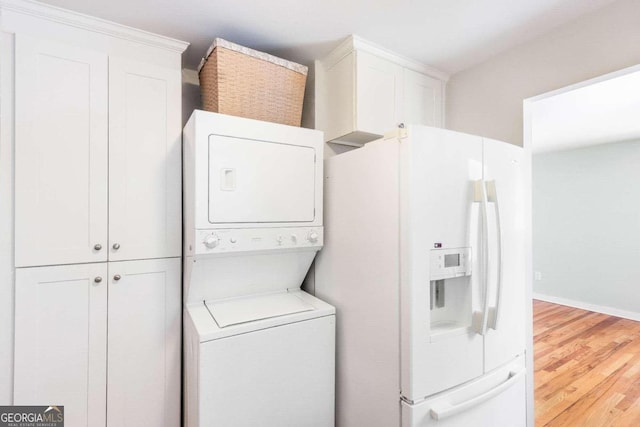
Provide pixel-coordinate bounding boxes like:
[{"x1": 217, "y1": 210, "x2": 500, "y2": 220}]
[{"x1": 182, "y1": 110, "x2": 335, "y2": 427}]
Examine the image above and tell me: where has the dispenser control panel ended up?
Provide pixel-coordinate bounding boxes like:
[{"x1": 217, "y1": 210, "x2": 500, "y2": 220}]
[{"x1": 430, "y1": 247, "x2": 471, "y2": 280}]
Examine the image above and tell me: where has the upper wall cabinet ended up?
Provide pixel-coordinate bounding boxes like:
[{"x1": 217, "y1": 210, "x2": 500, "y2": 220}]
[
  {"x1": 315, "y1": 35, "x2": 448, "y2": 146},
  {"x1": 14, "y1": 35, "x2": 184, "y2": 267}
]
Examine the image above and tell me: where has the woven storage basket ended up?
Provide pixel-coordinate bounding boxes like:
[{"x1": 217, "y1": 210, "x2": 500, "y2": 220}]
[{"x1": 198, "y1": 38, "x2": 308, "y2": 126}]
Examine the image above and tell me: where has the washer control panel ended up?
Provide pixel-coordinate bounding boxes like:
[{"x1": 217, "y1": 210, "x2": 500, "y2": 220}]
[{"x1": 196, "y1": 227, "x2": 323, "y2": 255}]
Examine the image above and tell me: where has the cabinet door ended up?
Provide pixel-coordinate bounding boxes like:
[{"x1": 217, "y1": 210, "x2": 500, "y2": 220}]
[
  {"x1": 355, "y1": 50, "x2": 403, "y2": 136},
  {"x1": 402, "y1": 68, "x2": 443, "y2": 128},
  {"x1": 107, "y1": 258, "x2": 181, "y2": 427},
  {"x1": 108, "y1": 57, "x2": 182, "y2": 261},
  {"x1": 14, "y1": 35, "x2": 108, "y2": 267},
  {"x1": 14, "y1": 263, "x2": 108, "y2": 426}
]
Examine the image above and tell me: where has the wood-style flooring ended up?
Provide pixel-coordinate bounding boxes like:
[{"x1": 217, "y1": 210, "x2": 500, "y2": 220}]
[{"x1": 534, "y1": 300, "x2": 640, "y2": 426}]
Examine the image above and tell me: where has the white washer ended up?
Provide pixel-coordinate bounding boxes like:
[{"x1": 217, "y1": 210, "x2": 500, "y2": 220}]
[
  {"x1": 184, "y1": 290, "x2": 335, "y2": 427},
  {"x1": 182, "y1": 111, "x2": 335, "y2": 427}
]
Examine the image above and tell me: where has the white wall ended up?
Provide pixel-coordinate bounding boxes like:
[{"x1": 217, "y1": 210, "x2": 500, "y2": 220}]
[
  {"x1": 446, "y1": 0, "x2": 640, "y2": 146},
  {"x1": 533, "y1": 141, "x2": 640, "y2": 317},
  {"x1": 182, "y1": 70, "x2": 201, "y2": 126},
  {"x1": 0, "y1": 32, "x2": 14, "y2": 405}
]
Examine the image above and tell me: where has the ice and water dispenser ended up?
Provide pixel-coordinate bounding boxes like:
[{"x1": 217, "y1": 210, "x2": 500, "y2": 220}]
[{"x1": 429, "y1": 247, "x2": 472, "y2": 340}]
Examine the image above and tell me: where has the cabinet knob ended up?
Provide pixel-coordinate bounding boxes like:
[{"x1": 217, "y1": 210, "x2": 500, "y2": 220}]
[
  {"x1": 94, "y1": 276, "x2": 102, "y2": 283},
  {"x1": 94, "y1": 244, "x2": 102, "y2": 251},
  {"x1": 112, "y1": 243, "x2": 121, "y2": 250},
  {"x1": 113, "y1": 274, "x2": 121, "y2": 281}
]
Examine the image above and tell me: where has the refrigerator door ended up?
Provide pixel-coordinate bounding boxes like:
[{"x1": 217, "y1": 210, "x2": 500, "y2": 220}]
[
  {"x1": 402, "y1": 126, "x2": 485, "y2": 401},
  {"x1": 482, "y1": 138, "x2": 527, "y2": 373},
  {"x1": 401, "y1": 357, "x2": 526, "y2": 427}
]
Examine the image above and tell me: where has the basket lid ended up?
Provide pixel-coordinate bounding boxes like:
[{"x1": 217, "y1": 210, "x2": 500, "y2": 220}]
[{"x1": 197, "y1": 38, "x2": 308, "y2": 75}]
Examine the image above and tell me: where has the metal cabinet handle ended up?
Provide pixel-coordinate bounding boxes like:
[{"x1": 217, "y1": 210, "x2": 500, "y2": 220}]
[
  {"x1": 94, "y1": 276, "x2": 102, "y2": 283},
  {"x1": 94, "y1": 244, "x2": 102, "y2": 251},
  {"x1": 112, "y1": 243, "x2": 120, "y2": 250},
  {"x1": 113, "y1": 274, "x2": 121, "y2": 281}
]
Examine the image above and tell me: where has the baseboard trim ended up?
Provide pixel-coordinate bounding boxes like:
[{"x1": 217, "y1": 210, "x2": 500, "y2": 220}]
[{"x1": 533, "y1": 293, "x2": 640, "y2": 322}]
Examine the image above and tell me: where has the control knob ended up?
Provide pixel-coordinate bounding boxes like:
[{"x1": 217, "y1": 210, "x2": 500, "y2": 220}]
[
  {"x1": 307, "y1": 231, "x2": 319, "y2": 243},
  {"x1": 203, "y1": 234, "x2": 220, "y2": 249}
]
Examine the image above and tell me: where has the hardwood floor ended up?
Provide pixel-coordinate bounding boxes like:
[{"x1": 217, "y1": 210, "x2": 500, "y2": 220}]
[{"x1": 534, "y1": 300, "x2": 640, "y2": 426}]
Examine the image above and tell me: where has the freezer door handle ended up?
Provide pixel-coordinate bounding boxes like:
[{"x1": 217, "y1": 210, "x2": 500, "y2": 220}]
[
  {"x1": 485, "y1": 180, "x2": 502, "y2": 330},
  {"x1": 473, "y1": 179, "x2": 490, "y2": 335},
  {"x1": 429, "y1": 367, "x2": 525, "y2": 421}
]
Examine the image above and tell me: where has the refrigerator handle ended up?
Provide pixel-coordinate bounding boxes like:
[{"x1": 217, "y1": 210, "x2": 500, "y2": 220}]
[
  {"x1": 429, "y1": 367, "x2": 525, "y2": 421},
  {"x1": 472, "y1": 180, "x2": 490, "y2": 335},
  {"x1": 486, "y1": 180, "x2": 502, "y2": 330}
]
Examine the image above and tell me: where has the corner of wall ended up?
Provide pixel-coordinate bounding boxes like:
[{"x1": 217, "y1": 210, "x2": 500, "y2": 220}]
[{"x1": 445, "y1": 0, "x2": 640, "y2": 147}]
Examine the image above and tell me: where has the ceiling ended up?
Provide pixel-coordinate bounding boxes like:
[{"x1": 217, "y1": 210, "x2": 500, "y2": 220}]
[
  {"x1": 38, "y1": 0, "x2": 617, "y2": 74},
  {"x1": 531, "y1": 69, "x2": 640, "y2": 153}
]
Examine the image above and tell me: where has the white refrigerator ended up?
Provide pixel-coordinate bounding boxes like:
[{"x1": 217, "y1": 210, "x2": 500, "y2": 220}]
[{"x1": 314, "y1": 125, "x2": 530, "y2": 426}]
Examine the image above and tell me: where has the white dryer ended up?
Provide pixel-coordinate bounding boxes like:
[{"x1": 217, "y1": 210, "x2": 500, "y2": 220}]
[{"x1": 182, "y1": 111, "x2": 335, "y2": 427}]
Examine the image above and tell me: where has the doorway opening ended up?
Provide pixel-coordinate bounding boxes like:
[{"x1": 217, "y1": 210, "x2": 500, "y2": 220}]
[{"x1": 524, "y1": 64, "x2": 640, "y2": 426}]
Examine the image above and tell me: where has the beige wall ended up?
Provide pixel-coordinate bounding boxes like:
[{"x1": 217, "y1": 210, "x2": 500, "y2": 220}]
[{"x1": 446, "y1": 0, "x2": 640, "y2": 146}]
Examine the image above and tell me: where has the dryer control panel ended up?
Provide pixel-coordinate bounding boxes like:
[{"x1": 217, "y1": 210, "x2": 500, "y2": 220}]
[{"x1": 195, "y1": 227, "x2": 323, "y2": 255}]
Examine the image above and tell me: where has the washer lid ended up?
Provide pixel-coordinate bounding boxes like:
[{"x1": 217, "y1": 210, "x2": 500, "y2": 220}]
[{"x1": 205, "y1": 291, "x2": 315, "y2": 328}]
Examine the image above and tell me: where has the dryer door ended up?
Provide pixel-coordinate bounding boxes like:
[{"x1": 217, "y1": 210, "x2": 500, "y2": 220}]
[{"x1": 208, "y1": 134, "x2": 317, "y2": 224}]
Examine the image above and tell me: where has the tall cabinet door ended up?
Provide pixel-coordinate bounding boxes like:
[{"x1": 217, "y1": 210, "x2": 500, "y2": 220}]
[
  {"x1": 482, "y1": 138, "x2": 527, "y2": 373},
  {"x1": 108, "y1": 57, "x2": 182, "y2": 261},
  {"x1": 14, "y1": 263, "x2": 108, "y2": 426},
  {"x1": 107, "y1": 258, "x2": 181, "y2": 427},
  {"x1": 402, "y1": 68, "x2": 443, "y2": 128},
  {"x1": 14, "y1": 35, "x2": 108, "y2": 267}
]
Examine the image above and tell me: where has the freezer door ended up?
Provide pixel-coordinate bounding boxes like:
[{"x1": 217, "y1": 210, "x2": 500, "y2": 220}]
[
  {"x1": 482, "y1": 138, "x2": 527, "y2": 373},
  {"x1": 401, "y1": 358, "x2": 526, "y2": 427},
  {"x1": 208, "y1": 135, "x2": 317, "y2": 224}
]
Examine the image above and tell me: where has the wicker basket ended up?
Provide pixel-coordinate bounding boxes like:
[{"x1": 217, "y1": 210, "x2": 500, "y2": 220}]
[{"x1": 198, "y1": 38, "x2": 308, "y2": 126}]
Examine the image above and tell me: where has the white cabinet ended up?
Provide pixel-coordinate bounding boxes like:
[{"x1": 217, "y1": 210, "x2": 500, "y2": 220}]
[
  {"x1": 402, "y1": 68, "x2": 443, "y2": 128},
  {"x1": 14, "y1": 39, "x2": 182, "y2": 268},
  {"x1": 315, "y1": 35, "x2": 448, "y2": 146},
  {"x1": 14, "y1": 259, "x2": 180, "y2": 427},
  {"x1": 355, "y1": 50, "x2": 403, "y2": 138},
  {"x1": 14, "y1": 35, "x2": 109, "y2": 267},
  {"x1": 14, "y1": 263, "x2": 108, "y2": 427},
  {"x1": 108, "y1": 58, "x2": 182, "y2": 261},
  {"x1": 4, "y1": 2, "x2": 188, "y2": 425},
  {"x1": 107, "y1": 258, "x2": 181, "y2": 427}
]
